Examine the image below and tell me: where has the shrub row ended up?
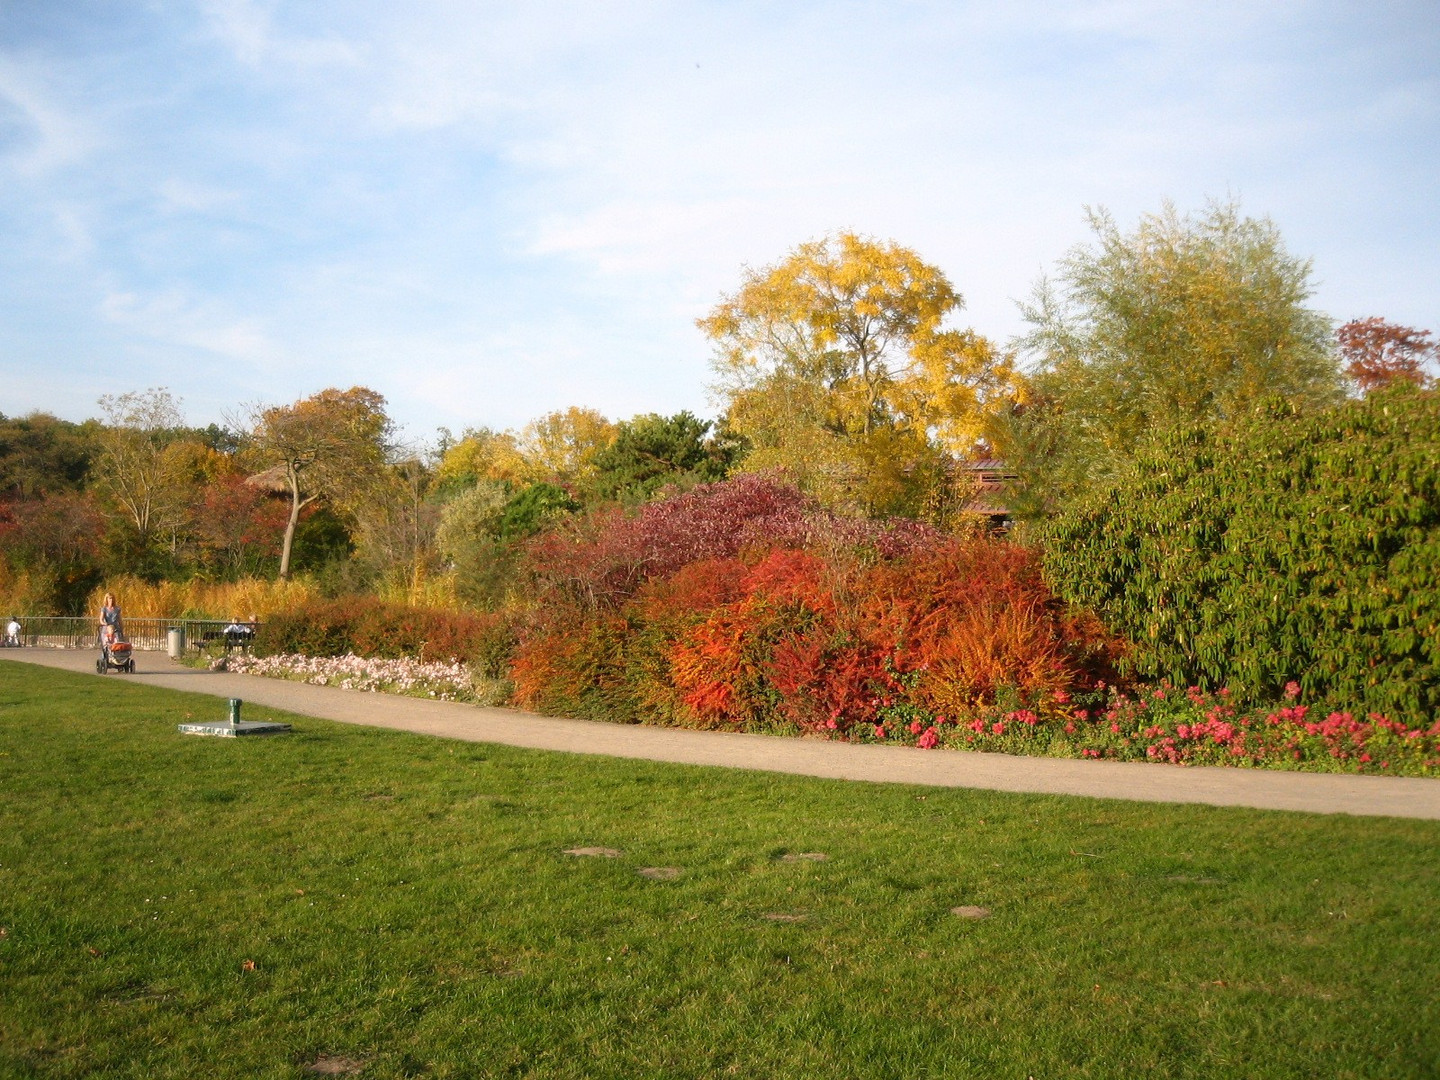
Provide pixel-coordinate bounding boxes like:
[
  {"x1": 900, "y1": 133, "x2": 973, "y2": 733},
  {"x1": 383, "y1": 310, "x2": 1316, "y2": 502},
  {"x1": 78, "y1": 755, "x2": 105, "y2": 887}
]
[
  {"x1": 255, "y1": 595, "x2": 515, "y2": 677},
  {"x1": 510, "y1": 538, "x2": 1121, "y2": 732},
  {"x1": 1042, "y1": 385, "x2": 1440, "y2": 720}
]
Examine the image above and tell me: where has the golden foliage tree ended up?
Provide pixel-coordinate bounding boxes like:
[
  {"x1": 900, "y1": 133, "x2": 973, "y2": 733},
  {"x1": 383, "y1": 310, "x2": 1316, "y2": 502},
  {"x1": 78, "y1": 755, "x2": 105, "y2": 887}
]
[
  {"x1": 699, "y1": 232, "x2": 1016, "y2": 518},
  {"x1": 94, "y1": 388, "x2": 191, "y2": 552},
  {"x1": 436, "y1": 408, "x2": 617, "y2": 492}
]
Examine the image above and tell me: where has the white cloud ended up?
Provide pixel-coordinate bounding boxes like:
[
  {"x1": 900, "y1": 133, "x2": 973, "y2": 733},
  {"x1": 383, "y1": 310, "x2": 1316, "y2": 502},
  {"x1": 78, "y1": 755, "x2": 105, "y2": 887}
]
[
  {"x1": 100, "y1": 287, "x2": 278, "y2": 365},
  {"x1": 199, "y1": 0, "x2": 361, "y2": 69},
  {"x1": 157, "y1": 178, "x2": 243, "y2": 214},
  {"x1": 0, "y1": 56, "x2": 97, "y2": 175}
]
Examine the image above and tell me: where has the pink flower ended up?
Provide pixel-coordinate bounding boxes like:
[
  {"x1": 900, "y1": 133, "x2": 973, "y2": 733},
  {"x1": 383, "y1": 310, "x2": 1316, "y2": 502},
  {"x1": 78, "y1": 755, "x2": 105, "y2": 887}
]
[
  {"x1": 873, "y1": 724, "x2": 887, "y2": 738},
  {"x1": 1109, "y1": 723, "x2": 1121, "y2": 734},
  {"x1": 908, "y1": 720, "x2": 924, "y2": 735},
  {"x1": 1054, "y1": 690, "x2": 1071, "y2": 704},
  {"x1": 991, "y1": 722, "x2": 1006, "y2": 735},
  {"x1": 1064, "y1": 722, "x2": 1076, "y2": 734},
  {"x1": 826, "y1": 718, "x2": 838, "y2": 730},
  {"x1": 1284, "y1": 680, "x2": 1301, "y2": 700},
  {"x1": 917, "y1": 727, "x2": 939, "y2": 750}
]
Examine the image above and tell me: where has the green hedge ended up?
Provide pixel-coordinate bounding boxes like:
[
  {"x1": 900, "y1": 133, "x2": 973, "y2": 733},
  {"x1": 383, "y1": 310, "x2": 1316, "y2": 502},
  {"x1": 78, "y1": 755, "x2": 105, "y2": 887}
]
[
  {"x1": 1042, "y1": 386, "x2": 1440, "y2": 719},
  {"x1": 255, "y1": 597, "x2": 516, "y2": 678}
]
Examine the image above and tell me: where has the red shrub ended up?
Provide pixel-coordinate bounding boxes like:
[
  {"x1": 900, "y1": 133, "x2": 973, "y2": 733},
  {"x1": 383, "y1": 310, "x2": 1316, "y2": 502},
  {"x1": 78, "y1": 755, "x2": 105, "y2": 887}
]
[
  {"x1": 520, "y1": 474, "x2": 943, "y2": 620},
  {"x1": 857, "y1": 540, "x2": 1119, "y2": 711}
]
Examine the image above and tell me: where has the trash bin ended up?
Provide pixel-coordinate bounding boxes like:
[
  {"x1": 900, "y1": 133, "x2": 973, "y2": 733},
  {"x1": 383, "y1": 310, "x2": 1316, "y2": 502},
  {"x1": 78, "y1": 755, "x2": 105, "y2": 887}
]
[{"x1": 167, "y1": 626, "x2": 185, "y2": 659}]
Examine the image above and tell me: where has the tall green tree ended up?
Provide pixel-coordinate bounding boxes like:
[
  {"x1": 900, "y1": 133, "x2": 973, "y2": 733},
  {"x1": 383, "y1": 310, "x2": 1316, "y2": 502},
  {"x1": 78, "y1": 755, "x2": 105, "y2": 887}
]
[
  {"x1": 585, "y1": 411, "x2": 743, "y2": 503},
  {"x1": 1008, "y1": 200, "x2": 1342, "y2": 509},
  {"x1": 0, "y1": 412, "x2": 97, "y2": 501}
]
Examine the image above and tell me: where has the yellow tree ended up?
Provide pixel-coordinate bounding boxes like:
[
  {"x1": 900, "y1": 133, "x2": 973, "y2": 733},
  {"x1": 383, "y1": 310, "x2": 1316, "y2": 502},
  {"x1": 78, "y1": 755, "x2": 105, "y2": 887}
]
[
  {"x1": 94, "y1": 388, "x2": 191, "y2": 553},
  {"x1": 515, "y1": 407, "x2": 618, "y2": 487},
  {"x1": 434, "y1": 427, "x2": 528, "y2": 490},
  {"x1": 699, "y1": 232, "x2": 1017, "y2": 517},
  {"x1": 435, "y1": 408, "x2": 616, "y2": 494},
  {"x1": 1012, "y1": 200, "x2": 1342, "y2": 508}
]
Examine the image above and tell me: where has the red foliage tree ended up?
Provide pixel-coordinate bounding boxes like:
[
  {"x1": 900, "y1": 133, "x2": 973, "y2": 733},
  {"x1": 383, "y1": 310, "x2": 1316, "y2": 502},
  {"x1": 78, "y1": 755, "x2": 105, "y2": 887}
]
[
  {"x1": 191, "y1": 478, "x2": 288, "y2": 574},
  {"x1": 1337, "y1": 317, "x2": 1437, "y2": 394}
]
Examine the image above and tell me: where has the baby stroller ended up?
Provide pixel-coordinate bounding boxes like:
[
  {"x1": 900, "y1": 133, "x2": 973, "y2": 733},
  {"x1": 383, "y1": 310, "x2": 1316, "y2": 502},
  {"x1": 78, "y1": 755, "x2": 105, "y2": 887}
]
[{"x1": 97, "y1": 625, "x2": 136, "y2": 674}]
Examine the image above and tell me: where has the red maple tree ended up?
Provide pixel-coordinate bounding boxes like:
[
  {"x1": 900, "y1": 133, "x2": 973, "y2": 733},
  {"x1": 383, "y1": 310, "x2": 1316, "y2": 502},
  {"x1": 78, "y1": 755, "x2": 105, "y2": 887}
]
[{"x1": 1337, "y1": 317, "x2": 1437, "y2": 393}]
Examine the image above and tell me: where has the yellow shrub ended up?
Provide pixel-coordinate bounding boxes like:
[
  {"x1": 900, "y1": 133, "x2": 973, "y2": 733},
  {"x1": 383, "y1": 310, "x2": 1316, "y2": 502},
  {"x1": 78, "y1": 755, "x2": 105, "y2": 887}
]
[
  {"x1": 0, "y1": 563, "x2": 50, "y2": 617},
  {"x1": 84, "y1": 577, "x2": 323, "y2": 620}
]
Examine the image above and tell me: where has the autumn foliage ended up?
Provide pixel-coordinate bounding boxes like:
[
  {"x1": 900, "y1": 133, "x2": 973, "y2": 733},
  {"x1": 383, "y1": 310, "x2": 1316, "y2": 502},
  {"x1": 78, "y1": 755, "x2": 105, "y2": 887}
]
[
  {"x1": 510, "y1": 476, "x2": 1118, "y2": 731},
  {"x1": 1337, "y1": 317, "x2": 1438, "y2": 393}
]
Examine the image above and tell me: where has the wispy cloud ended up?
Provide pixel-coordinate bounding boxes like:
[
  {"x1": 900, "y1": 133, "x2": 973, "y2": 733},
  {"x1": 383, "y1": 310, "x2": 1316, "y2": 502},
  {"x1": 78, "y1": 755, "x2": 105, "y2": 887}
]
[
  {"x1": 0, "y1": 56, "x2": 97, "y2": 175},
  {"x1": 198, "y1": 0, "x2": 361, "y2": 70},
  {"x1": 100, "y1": 287, "x2": 278, "y2": 366}
]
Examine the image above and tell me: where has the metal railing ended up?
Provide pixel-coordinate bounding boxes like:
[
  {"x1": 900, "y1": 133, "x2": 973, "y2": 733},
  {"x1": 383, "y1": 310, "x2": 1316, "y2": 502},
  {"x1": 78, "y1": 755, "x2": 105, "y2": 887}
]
[{"x1": 1, "y1": 617, "x2": 261, "y2": 653}]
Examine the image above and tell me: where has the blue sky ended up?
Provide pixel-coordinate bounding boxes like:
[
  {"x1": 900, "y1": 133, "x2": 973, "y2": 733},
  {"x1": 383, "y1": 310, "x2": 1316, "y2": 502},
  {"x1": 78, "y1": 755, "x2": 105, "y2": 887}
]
[{"x1": 2, "y1": 0, "x2": 1436, "y2": 441}]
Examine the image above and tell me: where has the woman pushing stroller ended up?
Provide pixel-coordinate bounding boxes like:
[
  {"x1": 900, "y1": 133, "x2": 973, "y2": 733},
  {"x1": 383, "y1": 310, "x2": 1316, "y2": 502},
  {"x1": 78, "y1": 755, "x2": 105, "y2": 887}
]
[{"x1": 97, "y1": 591, "x2": 135, "y2": 673}]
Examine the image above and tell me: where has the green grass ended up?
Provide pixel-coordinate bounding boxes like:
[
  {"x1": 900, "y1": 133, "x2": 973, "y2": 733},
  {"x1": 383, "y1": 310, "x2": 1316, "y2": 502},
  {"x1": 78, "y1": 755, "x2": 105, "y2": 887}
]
[{"x1": 1, "y1": 664, "x2": 1437, "y2": 1079}]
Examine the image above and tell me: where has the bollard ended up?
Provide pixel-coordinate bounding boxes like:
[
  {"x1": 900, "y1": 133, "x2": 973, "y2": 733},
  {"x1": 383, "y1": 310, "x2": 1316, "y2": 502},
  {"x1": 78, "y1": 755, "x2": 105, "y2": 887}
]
[
  {"x1": 229, "y1": 698, "x2": 242, "y2": 727},
  {"x1": 167, "y1": 626, "x2": 185, "y2": 659}
]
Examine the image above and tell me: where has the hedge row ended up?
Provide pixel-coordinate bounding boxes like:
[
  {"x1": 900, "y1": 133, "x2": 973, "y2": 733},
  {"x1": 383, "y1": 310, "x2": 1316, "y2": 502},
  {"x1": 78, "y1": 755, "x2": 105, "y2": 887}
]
[
  {"x1": 255, "y1": 596, "x2": 515, "y2": 678},
  {"x1": 1042, "y1": 385, "x2": 1440, "y2": 720}
]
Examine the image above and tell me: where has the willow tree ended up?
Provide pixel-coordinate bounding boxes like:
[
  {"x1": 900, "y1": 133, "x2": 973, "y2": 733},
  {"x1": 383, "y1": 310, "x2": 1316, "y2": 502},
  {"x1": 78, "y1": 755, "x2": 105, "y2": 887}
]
[
  {"x1": 247, "y1": 387, "x2": 393, "y2": 579},
  {"x1": 699, "y1": 232, "x2": 1016, "y2": 519},
  {"x1": 1009, "y1": 200, "x2": 1342, "y2": 509}
]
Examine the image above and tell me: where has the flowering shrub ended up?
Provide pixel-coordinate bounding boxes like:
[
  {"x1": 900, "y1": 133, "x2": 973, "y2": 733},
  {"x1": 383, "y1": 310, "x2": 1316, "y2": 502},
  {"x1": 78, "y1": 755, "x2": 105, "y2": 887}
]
[
  {"x1": 218, "y1": 652, "x2": 495, "y2": 703},
  {"x1": 224, "y1": 474, "x2": 1440, "y2": 778},
  {"x1": 860, "y1": 680, "x2": 1440, "y2": 776}
]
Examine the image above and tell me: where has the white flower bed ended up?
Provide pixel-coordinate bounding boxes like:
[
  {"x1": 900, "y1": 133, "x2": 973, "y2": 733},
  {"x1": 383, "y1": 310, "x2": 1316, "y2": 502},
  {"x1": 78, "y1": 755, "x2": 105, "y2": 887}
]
[{"x1": 216, "y1": 652, "x2": 477, "y2": 702}]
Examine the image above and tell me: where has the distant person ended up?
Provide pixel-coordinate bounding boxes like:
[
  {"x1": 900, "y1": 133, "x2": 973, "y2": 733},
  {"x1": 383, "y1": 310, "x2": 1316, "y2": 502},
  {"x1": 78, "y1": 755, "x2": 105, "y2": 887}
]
[
  {"x1": 4, "y1": 616, "x2": 19, "y2": 647},
  {"x1": 223, "y1": 614, "x2": 255, "y2": 651}
]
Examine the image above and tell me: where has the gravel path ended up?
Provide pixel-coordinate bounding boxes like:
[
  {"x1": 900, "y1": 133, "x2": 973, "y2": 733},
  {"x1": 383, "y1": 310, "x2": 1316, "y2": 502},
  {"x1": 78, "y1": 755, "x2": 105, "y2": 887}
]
[{"x1": 5, "y1": 648, "x2": 1439, "y2": 819}]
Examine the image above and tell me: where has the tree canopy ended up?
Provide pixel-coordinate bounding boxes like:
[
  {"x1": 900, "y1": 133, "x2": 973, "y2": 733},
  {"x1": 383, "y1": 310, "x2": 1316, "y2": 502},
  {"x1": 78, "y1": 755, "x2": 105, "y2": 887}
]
[
  {"x1": 585, "y1": 411, "x2": 743, "y2": 503},
  {"x1": 1007, "y1": 200, "x2": 1342, "y2": 509},
  {"x1": 699, "y1": 231, "x2": 1016, "y2": 518},
  {"x1": 248, "y1": 387, "x2": 394, "y2": 579},
  {"x1": 1337, "y1": 317, "x2": 1437, "y2": 394}
]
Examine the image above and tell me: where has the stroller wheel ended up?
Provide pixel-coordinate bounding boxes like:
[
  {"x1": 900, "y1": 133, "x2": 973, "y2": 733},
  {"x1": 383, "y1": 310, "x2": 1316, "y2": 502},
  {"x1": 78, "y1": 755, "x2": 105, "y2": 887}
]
[
  {"x1": 127, "y1": 659, "x2": 136, "y2": 673},
  {"x1": 96, "y1": 657, "x2": 106, "y2": 674}
]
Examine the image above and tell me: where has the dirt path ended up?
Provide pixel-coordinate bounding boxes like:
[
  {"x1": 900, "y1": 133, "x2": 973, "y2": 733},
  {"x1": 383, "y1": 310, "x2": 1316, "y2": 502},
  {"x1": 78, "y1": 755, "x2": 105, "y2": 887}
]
[{"x1": 5, "y1": 648, "x2": 1438, "y2": 819}]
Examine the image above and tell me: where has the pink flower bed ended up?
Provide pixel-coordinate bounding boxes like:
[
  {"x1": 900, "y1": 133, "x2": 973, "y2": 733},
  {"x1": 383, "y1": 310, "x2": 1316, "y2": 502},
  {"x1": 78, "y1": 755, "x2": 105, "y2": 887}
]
[
  {"x1": 863, "y1": 680, "x2": 1440, "y2": 776},
  {"x1": 216, "y1": 652, "x2": 477, "y2": 702}
]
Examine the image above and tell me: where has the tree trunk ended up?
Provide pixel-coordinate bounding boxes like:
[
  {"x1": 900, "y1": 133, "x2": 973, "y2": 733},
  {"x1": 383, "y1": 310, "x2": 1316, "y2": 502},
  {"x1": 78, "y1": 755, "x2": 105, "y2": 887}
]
[{"x1": 278, "y1": 467, "x2": 302, "y2": 580}]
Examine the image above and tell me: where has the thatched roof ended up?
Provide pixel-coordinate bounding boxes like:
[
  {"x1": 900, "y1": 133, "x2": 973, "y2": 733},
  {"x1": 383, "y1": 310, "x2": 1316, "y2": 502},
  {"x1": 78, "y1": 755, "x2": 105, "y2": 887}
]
[{"x1": 243, "y1": 464, "x2": 290, "y2": 493}]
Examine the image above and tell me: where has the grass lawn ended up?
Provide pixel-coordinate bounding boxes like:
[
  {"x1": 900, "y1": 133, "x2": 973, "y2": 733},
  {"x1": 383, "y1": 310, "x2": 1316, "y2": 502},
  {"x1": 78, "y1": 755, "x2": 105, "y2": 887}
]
[{"x1": 1, "y1": 665, "x2": 1437, "y2": 1079}]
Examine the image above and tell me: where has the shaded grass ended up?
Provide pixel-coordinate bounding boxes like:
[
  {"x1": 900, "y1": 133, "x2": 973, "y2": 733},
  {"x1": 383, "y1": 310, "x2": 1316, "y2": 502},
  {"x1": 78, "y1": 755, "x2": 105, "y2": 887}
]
[{"x1": 0, "y1": 662, "x2": 1437, "y2": 1079}]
